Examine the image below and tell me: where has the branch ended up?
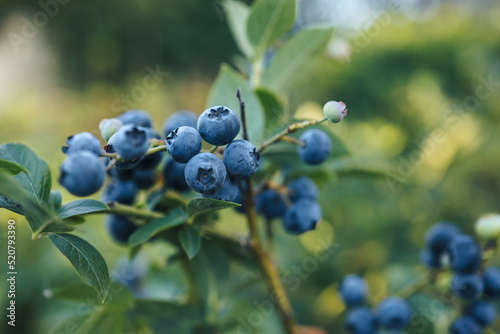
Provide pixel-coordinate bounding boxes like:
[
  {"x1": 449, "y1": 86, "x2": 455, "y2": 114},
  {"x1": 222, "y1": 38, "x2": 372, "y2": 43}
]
[
  {"x1": 258, "y1": 117, "x2": 328, "y2": 153},
  {"x1": 236, "y1": 88, "x2": 249, "y2": 141}
]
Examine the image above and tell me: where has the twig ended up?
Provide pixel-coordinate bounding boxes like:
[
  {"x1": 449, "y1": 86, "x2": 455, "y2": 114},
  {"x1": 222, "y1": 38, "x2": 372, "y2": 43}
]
[
  {"x1": 397, "y1": 270, "x2": 439, "y2": 300},
  {"x1": 236, "y1": 88, "x2": 249, "y2": 141},
  {"x1": 258, "y1": 117, "x2": 328, "y2": 153},
  {"x1": 280, "y1": 136, "x2": 305, "y2": 147}
]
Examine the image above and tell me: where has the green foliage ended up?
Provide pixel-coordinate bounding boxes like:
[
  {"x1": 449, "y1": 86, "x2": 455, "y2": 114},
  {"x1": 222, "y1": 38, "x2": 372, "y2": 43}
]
[
  {"x1": 186, "y1": 198, "x2": 240, "y2": 218},
  {"x1": 128, "y1": 210, "x2": 187, "y2": 247},
  {"x1": 48, "y1": 233, "x2": 110, "y2": 302},
  {"x1": 179, "y1": 225, "x2": 202, "y2": 259},
  {"x1": 58, "y1": 199, "x2": 109, "y2": 219}
]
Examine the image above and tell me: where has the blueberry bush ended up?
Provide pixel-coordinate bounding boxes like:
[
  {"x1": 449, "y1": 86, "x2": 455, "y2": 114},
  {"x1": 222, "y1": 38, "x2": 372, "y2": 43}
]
[{"x1": 1, "y1": 1, "x2": 499, "y2": 333}]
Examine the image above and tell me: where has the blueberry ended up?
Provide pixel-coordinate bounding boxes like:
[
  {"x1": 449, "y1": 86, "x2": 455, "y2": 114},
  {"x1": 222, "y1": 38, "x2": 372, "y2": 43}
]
[
  {"x1": 323, "y1": 100, "x2": 347, "y2": 123},
  {"x1": 59, "y1": 152, "x2": 105, "y2": 197},
  {"x1": 108, "y1": 166, "x2": 135, "y2": 180},
  {"x1": 197, "y1": 106, "x2": 240, "y2": 146},
  {"x1": 283, "y1": 199, "x2": 322, "y2": 234},
  {"x1": 449, "y1": 316, "x2": 482, "y2": 334},
  {"x1": 163, "y1": 157, "x2": 190, "y2": 192},
  {"x1": 376, "y1": 297, "x2": 412, "y2": 331},
  {"x1": 447, "y1": 235, "x2": 482, "y2": 273},
  {"x1": 133, "y1": 169, "x2": 157, "y2": 189},
  {"x1": 99, "y1": 118, "x2": 123, "y2": 141},
  {"x1": 166, "y1": 126, "x2": 202, "y2": 163},
  {"x1": 233, "y1": 187, "x2": 247, "y2": 214},
  {"x1": 451, "y1": 273, "x2": 484, "y2": 299},
  {"x1": 345, "y1": 307, "x2": 378, "y2": 334},
  {"x1": 420, "y1": 248, "x2": 442, "y2": 268},
  {"x1": 106, "y1": 125, "x2": 150, "y2": 167},
  {"x1": 425, "y1": 222, "x2": 461, "y2": 255},
  {"x1": 162, "y1": 110, "x2": 198, "y2": 138},
  {"x1": 287, "y1": 177, "x2": 319, "y2": 202},
  {"x1": 102, "y1": 179, "x2": 138, "y2": 205},
  {"x1": 105, "y1": 214, "x2": 138, "y2": 244},
  {"x1": 62, "y1": 132, "x2": 101, "y2": 156},
  {"x1": 256, "y1": 189, "x2": 287, "y2": 220},
  {"x1": 297, "y1": 129, "x2": 332, "y2": 165},
  {"x1": 135, "y1": 127, "x2": 164, "y2": 170},
  {"x1": 223, "y1": 140, "x2": 260, "y2": 180},
  {"x1": 118, "y1": 109, "x2": 153, "y2": 128},
  {"x1": 202, "y1": 176, "x2": 239, "y2": 202},
  {"x1": 184, "y1": 153, "x2": 226, "y2": 194},
  {"x1": 339, "y1": 274, "x2": 369, "y2": 308},
  {"x1": 483, "y1": 267, "x2": 500, "y2": 297},
  {"x1": 464, "y1": 300, "x2": 497, "y2": 327}
]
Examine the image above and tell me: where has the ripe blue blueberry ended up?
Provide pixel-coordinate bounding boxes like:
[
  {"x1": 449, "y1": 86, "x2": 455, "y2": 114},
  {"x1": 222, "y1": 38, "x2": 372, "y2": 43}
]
[
  {"x1": 184, "y1": 153, "x2": 226, "y2": 195},
  {"x1": 102, "y1": 179, "x2": 138, "y2": 205},
  {"x1": 297, "y1": 129, "x2": 332, "y2": 165},
  {"x1": 106, "y1": 125, "x2": 150, "y2": 166},
  {"x1": 223, "y1": 140, "x2": 260, "y2": 180},
  {"x1": 451, "y1": 273, "x2": 484, "y2": 299},
  {"x1": 163, "y1": 157, "x2": 190, "y2": 192},
  {"x1": 420, "y1": 248, "x2": 442, "y2": 268},
  {"x1": 108, "y1": 166, "x2": 134, "y2": 180},
  {"x1": 287, "y1": 177, "x2": 319, "y2": 202},
  {"x1": 135, "y1": 127, "x2": 164, "y2": 170},
  {"x1": 449, "y1": 316, "x2": 482, "y2": 334},
  {"x1": 197, "y1": 106, "x2": 241, "y2": 146},
  {"x1": 59, "y1": 151, "x2": 105, "y2": 197},
  {"x1": 62, "y1": 132, "x2": 101, "y2": 156},
  {"x1": 166, "y1": 126, "x2": 202, "y2": 163},
  {"x1": 118, "y1": 109, "x2": 153, "y2": 128},
  {"x1": 376, "y1": 297, "x2": 412, "y2": 331},
  {"x1": 256, "y1": 189, "x2": 287, "y2": 220},
  {"x1": 464, "y1": 300, "x2": 497, "y2": 327},
  {"x1": 162, "y1": 110, "x2": 198, "y2": 138},
  {"x1": 105, "y1": 214, "x2": 138, "y2": 244},
  {"x1": 425, "y1": 222, "x2": 461, "y2": 255},
  {"x1": 233, "y1": 187, "x2": 247, "y2": 214},
  {"x1": 339, "y1": 274, "x2": 368, "y2": 307},
  {"x1": 283, "y1": 199, "x2": 322, "y2": 234},
  {"x1": 483, "y1": 266, "x2": 500, "y2": 297},
  {"x1": 447, "y1": 235, "x2": 482, "y2": 273},
  {"x1": 345, "y1": 307, "x2": 378, "y2": 334},
  {"x1": 202, "y1": 176, "x2": 239, "y2": 202},
  {"x1": 133, "y1": 169, "x2": 157, "y2": 189}
]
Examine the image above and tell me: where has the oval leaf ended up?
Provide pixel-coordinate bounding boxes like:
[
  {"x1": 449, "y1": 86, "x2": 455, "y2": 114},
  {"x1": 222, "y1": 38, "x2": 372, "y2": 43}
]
[
  {"x1": 222, "y1": 0, "x2": 254, "y2": 59},
  {"x1": 247, "y1": 0, "x2": 295, "y2": 56},
  {"x1": 179, "y1": 226, "x2": 202, "y2": 259},
  {"x1": 0, "y1": 158, "x2": 30, "y2": 175},
  {"x1": 128, "y1": 210, "x2": 187, "y2": 247},
  {"x1": 207, "y1": 64, "x2": 265, "y2": 142},
  {"x1": 262, "y1": 27, "x2": 334, "y2": 91},
  {"x1": 187, "y1": 198, "x2": 240, "y2": 218},
  {"x1": 48, "y1": 233, "x2": 110, "y2": 302},
  {"x1": 59, "y1": 199, "x2": 109, "y2": 219}
]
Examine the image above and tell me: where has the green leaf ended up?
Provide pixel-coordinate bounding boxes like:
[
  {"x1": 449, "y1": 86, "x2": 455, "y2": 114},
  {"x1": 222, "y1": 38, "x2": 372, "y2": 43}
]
[
  {"x1": 50, "y1": 309, "x2": 127, "y2": 334},
  {"x1": 262, "y1": 27, "x2": 334, "y2": 91},
  {"x1": 48, "y1": 233, "x2": 110, "y2": 302},
  {"x1": 48, "y1": 190, "x2": 62, "y2": 211},
  {"x1": 0, "y1": 158, "x2": 29, "y2": 175},
  {"x1": 128, "y1": 244, "x2": 142, "y2": 260},
  {"x1": 178, "y1": 226, "x2": 202, "y2": 259},
  {"x1": 127, "y1": 210, "x2": 187, "y2": 247},
  {"x1": 0, "y1": 143, "x2": 51, "y2": 207},
  {"x1": 222, "y1": 0, "x2": 254, "y2": 59},
  {"x1": 59, "y1": 199, "x2": 109, "y2": 219},
  {"x1": 0, "y1": 174, "x2": 58, "y2": 235},
  {"x1": 247, "y1": 0, "x2": 295, "y2": 56},
  {"x1": 147, "y1": 190, "x2": 187, "y2": 212},
  {"x1": 186, "y1": 198, "x2": 240, "y2": 218},
  {"x1": 207, "y1": 64, "x2": 266, "y2": 142},
  {"x1": 255, "y1": 88, "x2": 286, "y2": 132}
]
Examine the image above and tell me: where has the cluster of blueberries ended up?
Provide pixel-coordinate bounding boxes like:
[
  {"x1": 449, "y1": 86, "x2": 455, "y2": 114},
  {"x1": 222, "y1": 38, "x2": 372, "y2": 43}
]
[
  {"x1": 421, "y1": 222, "x2": 500, "y2": 333},
  {"x1": 339, "y1": 274, "x2": 412, "y2": 334},
  {"x1": 59, "y1": 101, "x2": 348, "y2": 243}
]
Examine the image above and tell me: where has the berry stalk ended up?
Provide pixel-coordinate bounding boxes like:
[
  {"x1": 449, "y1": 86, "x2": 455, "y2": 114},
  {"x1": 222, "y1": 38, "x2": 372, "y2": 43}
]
[{"x1": 258, "y1": 117, "x2": 328, "y2": 153}]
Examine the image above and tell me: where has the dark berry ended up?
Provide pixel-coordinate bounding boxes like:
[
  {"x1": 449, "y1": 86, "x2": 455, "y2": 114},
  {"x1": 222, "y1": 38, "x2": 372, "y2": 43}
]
[
  {"x1": 223, "y1": 140, "x2": 260, "y2": 180},
  {"x1": 197, "y1": 106, "x2": 240, "y2": 146}
]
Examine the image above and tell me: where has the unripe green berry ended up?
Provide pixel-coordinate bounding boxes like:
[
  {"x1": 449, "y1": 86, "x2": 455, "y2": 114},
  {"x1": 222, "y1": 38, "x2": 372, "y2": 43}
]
[
  {"x1": 323, "y1": 101, "x2": 347, "y2": 123},
  {"x1": 99, "y1": 118, "x2": 123, "y2": 141},
  {"x1": 475, "y1": 213, "x2": 500, "y2": 239}
]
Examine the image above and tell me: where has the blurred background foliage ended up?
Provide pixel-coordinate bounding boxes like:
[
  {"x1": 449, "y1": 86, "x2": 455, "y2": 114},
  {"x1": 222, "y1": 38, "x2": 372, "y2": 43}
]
[{"x1": 0, "y1": 0, "x2": 499, "y2": 333}]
